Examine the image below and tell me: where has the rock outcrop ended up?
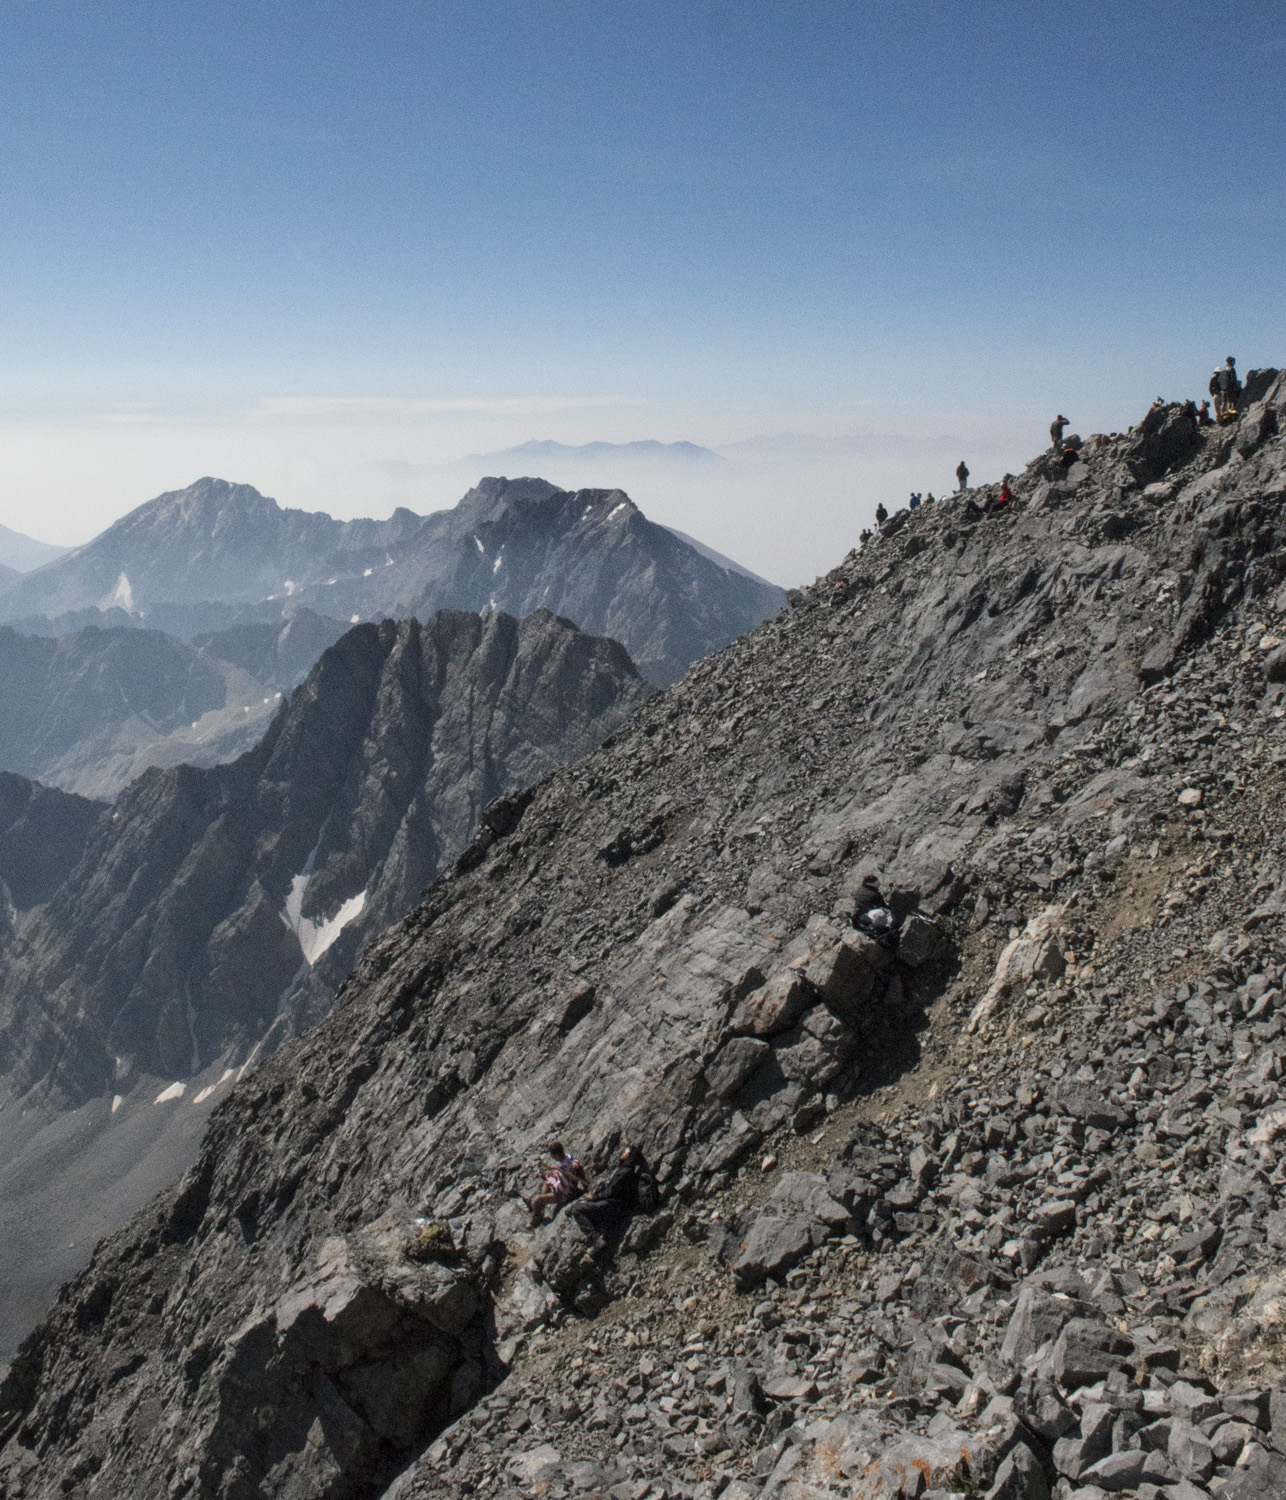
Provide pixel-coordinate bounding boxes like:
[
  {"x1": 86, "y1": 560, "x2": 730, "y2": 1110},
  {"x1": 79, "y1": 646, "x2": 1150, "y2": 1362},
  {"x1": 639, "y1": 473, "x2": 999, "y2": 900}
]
[{"x1": 5, "y1": 375, "x2": 1286, "y2": 1499}]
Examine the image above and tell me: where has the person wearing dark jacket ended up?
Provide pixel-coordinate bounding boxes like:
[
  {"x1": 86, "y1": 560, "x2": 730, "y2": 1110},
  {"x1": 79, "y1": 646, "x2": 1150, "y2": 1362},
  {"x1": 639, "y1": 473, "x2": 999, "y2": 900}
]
[
  {"x1": 875, "y1": 502, "x2": 889, "y2": 525},
  {"x1": 956, "y1": 460, "x2": 969, "y2": 490},
  {"x1": 569, "y1": 1146, "x2": 656, "y2": 1236},
  {"x1": 1050, "y1": 415, "x2": 1068, "y2": 450},
  {"x1": 851, "y1": 873, "x2": 886, "y2": 918}
]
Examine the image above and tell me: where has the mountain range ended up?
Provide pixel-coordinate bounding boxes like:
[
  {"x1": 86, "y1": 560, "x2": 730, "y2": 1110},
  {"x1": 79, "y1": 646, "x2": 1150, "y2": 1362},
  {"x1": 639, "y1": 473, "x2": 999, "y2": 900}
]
[
  {"x1": 2, "y1": 374, "x2": 1284, "y2": 1497},
  {"x1": 0, "y1": 476, "x2": 785, "y2": 688},
  {"x1": 0, "y1": 612, "x2": 349, "y2": 800}
]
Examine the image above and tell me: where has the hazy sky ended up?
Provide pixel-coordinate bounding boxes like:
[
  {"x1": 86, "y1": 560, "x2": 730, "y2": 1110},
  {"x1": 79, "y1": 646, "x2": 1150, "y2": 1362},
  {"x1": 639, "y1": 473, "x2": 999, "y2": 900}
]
[{"x1": 1, "y1": 1, "x2": 1283, "y2": 581}]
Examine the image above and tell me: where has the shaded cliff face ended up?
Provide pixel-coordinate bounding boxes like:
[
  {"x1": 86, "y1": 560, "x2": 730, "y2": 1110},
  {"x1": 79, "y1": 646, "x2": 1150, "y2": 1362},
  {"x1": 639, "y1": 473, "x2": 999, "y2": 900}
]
[
  {"x1": 0, "y1": 476, "x2": 786, "y2": 687},
  {"x1": 2, "y1": 382, "x2": 1285, "y2": 1496},
  {"x1": 0, "y1": 609, "x2": 648, "y2": 1108},
  {"x1": 0, "y1": 609, "x2": 647, "y2": 1364},
  {"x1": 0, "y1": 612, "x2": 352, "y2": 801},
  {"x1": 0, "y1": 774, "x2": 101, "y2": 913},
  {"x1": 296, "y1": 478, "x2": 788, "y2": 685}
]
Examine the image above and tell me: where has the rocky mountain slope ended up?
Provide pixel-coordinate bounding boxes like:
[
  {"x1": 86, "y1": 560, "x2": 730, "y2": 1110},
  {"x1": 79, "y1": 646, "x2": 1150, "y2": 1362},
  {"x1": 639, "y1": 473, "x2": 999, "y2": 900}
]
[
  {"x1": 0, "y1": 608, "x2": 647, "y2": 1367},
  {"x1": 0, "y1": 477, "x2": 786, "y2": 687},
  {"x1": 3, "y1": 372, "x2": 1286, "y2": 1500},
  {"x1": 0, "y1": 611, "x2": 350, "y2": 800}
]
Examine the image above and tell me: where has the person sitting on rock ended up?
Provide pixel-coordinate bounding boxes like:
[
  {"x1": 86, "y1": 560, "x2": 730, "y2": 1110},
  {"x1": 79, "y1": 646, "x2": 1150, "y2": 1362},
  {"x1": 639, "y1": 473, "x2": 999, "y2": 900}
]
[
  {"x1": 1060, "y1": 442, "x2": 1078, "y2": 471},
  {"x1": 850, "y1": 875, "x2": 895, "y2": 943},
  {"x1": 988, "y1": 476, "x2": 1014, "y2": 514},
  {"x1": 529, "y1": 1140, "x2": 588, "y2": 1226},
  {"x1": 569, "y1": 1145, "x2": 657, "y2": 1237},
  {"x1": 1197, "y1": 399, "x2": 1213, "y2": 427},
  {"x1": 875, "y1": 502, "x2": 889, "y2": 525},
  {"x1": 859, "y1": 527, "x2": 872, "y2": 544}
]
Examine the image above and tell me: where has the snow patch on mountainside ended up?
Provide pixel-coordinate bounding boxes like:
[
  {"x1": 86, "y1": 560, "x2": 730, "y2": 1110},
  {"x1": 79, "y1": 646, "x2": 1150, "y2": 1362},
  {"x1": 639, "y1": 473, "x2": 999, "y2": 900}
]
[{"x1": 281, "y1": 875, "x2": 367, "y2": 966}]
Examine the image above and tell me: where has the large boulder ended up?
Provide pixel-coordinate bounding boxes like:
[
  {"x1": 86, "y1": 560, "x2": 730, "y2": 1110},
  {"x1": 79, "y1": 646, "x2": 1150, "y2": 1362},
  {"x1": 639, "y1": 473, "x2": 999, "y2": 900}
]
[
  {"x1": 765, "y1": 1171, "x2": 849, "y2": 1229},
  {"x1": 802, "y1": 928, "x2": 894, "y2": 1025},
  {"x1": 1051, "y1": 1319, "x2": 1134, "y2": 1390},
  {"x1": 730, "y1": 1215, "x2": 817, "y2": 1290},
  {"x1": 1000, "y1": 1283, "x2": 1094, "y2": 1367},
  {"x1": 729, "y1": 971, "x2": 812, "y2": 1036},
  {"x1": 1124, "y1": 401, "x2": 1201, "y2": 483},
  {"x1": 156, "y1": 1224, "x2": 481, "y2": 1499},
  {"x1": 896, "y1": 912, "x2": 947, "y2": 968},
  {"x1": 1221, "y1": 1445, "x2": 1286, "y2": 1499},
  {"x1": 704, "y1": 1036, "x2": 770, "y2": 1098},
  {"x1": 1237, "y1": 398, "x2": 1279, "y2": 457},
  {"x1": 531, "y1": 1211, "x2": 599, "y2": 1299}
]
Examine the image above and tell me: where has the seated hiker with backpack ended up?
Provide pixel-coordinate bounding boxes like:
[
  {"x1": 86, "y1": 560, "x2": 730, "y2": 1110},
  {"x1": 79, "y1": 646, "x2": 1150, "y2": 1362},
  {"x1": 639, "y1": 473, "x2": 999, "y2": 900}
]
[
  {"x1": 569, "y1": 1144, "x2": 659, "y2": 1237},
  {"x1": 851, "y1": 873, "x2": 897, "y2": 944},
  {"x1": 529, "y1": 1140, "x2": 588, "y2": 1226}
]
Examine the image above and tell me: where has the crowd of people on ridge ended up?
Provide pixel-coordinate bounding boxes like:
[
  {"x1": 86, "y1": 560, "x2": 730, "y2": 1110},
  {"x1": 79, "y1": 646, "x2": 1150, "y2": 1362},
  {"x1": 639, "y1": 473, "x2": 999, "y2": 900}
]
[{"x1": 858, "y1": 354, "x2": 1253, "y2": 544}]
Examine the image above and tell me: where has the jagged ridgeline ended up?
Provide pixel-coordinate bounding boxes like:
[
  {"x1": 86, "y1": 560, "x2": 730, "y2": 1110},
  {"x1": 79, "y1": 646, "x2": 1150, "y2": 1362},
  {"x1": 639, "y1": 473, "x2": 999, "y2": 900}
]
[{"x1": 4, "y1": 375, "x2": 1286, "y2": 1499}]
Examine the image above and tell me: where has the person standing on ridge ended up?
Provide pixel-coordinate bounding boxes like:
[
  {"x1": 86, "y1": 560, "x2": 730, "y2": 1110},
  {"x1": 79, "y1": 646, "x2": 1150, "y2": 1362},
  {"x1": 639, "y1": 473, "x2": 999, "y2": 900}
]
[
  {"x1": 1050, "y1": 415, "x2": 1068, "y2": 450},
  {"x1": 1211, "y1": 356, "x2": 1240, "y2": 421},
  {"x1": 875, "y1": 502, "x2": 888, "y2": 525},
  {"x1": 956, "y1": 460, "x2": 969, "y2": 490}
]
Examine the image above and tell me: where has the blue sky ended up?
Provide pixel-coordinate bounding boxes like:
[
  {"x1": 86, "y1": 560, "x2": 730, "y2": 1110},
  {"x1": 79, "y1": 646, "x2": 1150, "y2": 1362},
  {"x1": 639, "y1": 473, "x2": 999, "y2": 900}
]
[{"x1": 1, "y1": 1, "x2": 1283, "y2": 580}]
